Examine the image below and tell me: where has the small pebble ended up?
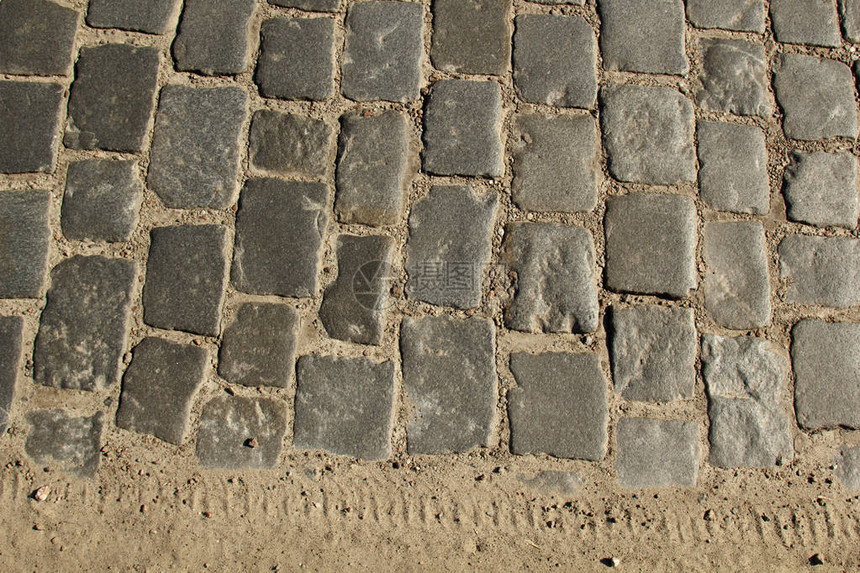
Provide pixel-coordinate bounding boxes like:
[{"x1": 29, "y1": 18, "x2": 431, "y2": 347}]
[{"x1": 33, "y1": 486, "x2": 50, "y2": 502}]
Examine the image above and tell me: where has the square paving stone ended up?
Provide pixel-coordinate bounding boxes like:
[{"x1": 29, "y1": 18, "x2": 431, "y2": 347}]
[
  {"x1": 249, "y1": 111, "x2": 333, "y2": 179},
  {"x1": 511, "y1": 113, "x2": 598, "y2": 213},
  {"x1": 503, "y1": 223, "x2": 598, "y2": 334},
  {"x1": 508, "y1": 352, "x2": 607, "y2": 460},
  {"x1": 0, "y1": 190, "x2": 51, "y2": 299},
  {"x1": 233, "y1": 179, "x2": 328, "y2": 298},
  {"x1": 609, "y1": 306, "x2": 696, "y2": 402},
  {"x1": 843, "y1": 0, "x2": 860, "y2": 42},
  {"x1": 0, "y1": 82, "x2": 64, "y2": 174},
  {"x1": 342, "y1": 1, "x2": 423, "y2": 102},
  {"x1": 294, "y1": 355, "x2": 395, "y2": 460},
  {"x1": 197, "y1": 396, "x2": 287, "y2": 469},
  {"x1": 600, "y1": 85, "x2": 696, "y2": 185},
  {"x1": 143, "y1": 225, "x2": 230, "y2": 337},
  {"x1": 686, "y1": 0, "x2": 766, "y2": 32},
  {"x1": 696, "y1": 39, "x2": 771, "y2": 118},
  {"x1": 335, "y1": 111, "x2": 410, "y2": 226},
  {"x1": 33, "y1": 257, "x2": 137, "y2": 391},
  {"x1": 61, "y1": 160, "x2": 144, "y2": 243},
  {"x1": 598, "y1": 0, "x2": 688, "y2": 75},
  {"x1": 837, "y1": 446, "x2": 860, "y2": 489},
  {"x1": 256, "y1": 17, "x2": 335, "y2": 101},
  {"x1": 269, "y1": 0, "x2": 340, "y2": 11},
  {"x1": 770, "y1": 0, "x2": 841, "y2": 47},
  {"x1": 778, "y1": 235, "x2": 860, "y2": 308},
  {"x1": 423, "y1": 80, "x2": 504, "y2": 178},
  {"x1": 616, "y1": 418, "x2": 699, "y2": 488},
  {"x1": 87, "y1": 0, "x2": 181, "y2": 34},
  {"x1": 218, "y1": 303, "x2": 299, "y2": 388},
  {"x1": 116, "y1": 337, "x2": 207, "y2": 444},
  {"x1": 783, "y1": 151, "x2": 859, "y2": 229},
  {"x1": 513, "y1": 14, "x2": 597, "y2": 108},
  {"x1": 774, "y1": 54, "x2": 857, "y2": 141},
  {"x1": 401, "y1": 316, "x2": 496, "y2": 454},
  {"x1": 319, "y1": 235, "x2": 395, "y2": 346},
  {"x1": 604, "y1": 193, "x2": 698, "y2": 298},
  {"x1": 405, "y1": 186, "x2": 498, "y2": 309},
  {"x1": 0, "y1": 316, "x2": 24, "y2": 435},
  {"x1": 173, "y1": 0, "x2": 255, "y2": 75},
  {"x1": 792, "y1": 319, "x2": 860, "y2": 430},
  {"x1": 697, "y1": 121, "x2": 770, "y2": 215},
  {"x1": 148, "y1": 86, "x2": 248, "y2": 209},
  {"x1": 25, "y1": 411, "x2": 103, "y2": 478},
  {"x1": 0, "y1": 0, "x2": 78, "y2": 75},
  {"x1": 431, "y1": 0, "x2": 510, "y2": 76}
]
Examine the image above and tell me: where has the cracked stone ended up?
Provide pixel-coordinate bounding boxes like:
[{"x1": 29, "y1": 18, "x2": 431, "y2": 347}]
[
  {"x1": 616, "y1": 418, "x2": 699, "y2": 488},
  {"x1": 0, "y1": 0, "x2": 78, "y2": 75},
  {"x1": 686, "y1": 0, "x2": 766, "y2": 32},
  {"x1": 778, "y1": 235, "x2": 860, "y2": 308},
  {"x1": 431, "y1": 0, "x2": 510, "y2": 76},
  {"x1": 783, "y1": 151, "x2": 859, "y2": 229},
  {"x1": 0, "y1": 190, "x2": 51, "y2": 298},
  {"x1": 197, "y1": 396, "x2": 287, "y2": 469},
  {"x1": 256, "y1": 17, "x2": 335, "y2": 101},
  {"x1": 87, "y1": 0, "x2": 181, "y2": 34},
  {"x1": 0, "y1": 81, "x2": 64, "y2": 174},
  {"x1": 249, "y1": 111, "x2": 333, "y2": 179},
  {"x1": 25, "y1": 411, "x2": 103, "y2": 478},
  {"x1": 173, "y1": 0, "x2": 255, "y2": 75},
  {"x1": 598, "y1": 0, "x2": 688, "y2": 75},
  {"x1": 770, "y1": 0, "x2": 841, "y2": 47},
  {"x1": 269, "y1": 0, "x2": 340, "y2": 12},
  {"x1": 0, "y1": 317, "x2": 24, "y2": 435},
  {"x1": 837, "y1": 446, "x2": 860, "y2": 489},
  {"x1": 843, "y1": 0, "x2": 860, "y2": 42},
  {"x1": 696, "y1": 39, "x2": 771, "y2": 118}
]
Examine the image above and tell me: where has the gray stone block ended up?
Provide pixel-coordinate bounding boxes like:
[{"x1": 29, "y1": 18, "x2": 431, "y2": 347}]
[
  {"x1": 778, "y1": 235, "x2": 860, "y2": 308},
  {"x1": 431, "y1": 0, "x2": 510, "y2": 76},
  {"x1": 598, "y1": 0, "x2": 688, "y2": 75},
  {"x1": 783, "y1": 151, "x2": 859, "y2": 229},
  {"x1": 686, "y1": 0, "x2": 766, "y2": 32},
  {"x1": 508, "y1": 352, "x2": 607, "y2": 460},
  {"x1": 401, "y1": 316, "x2": 497, "y2": 454},
  {"x1": 269, "y1": 0, "x2": 340, "y2": 11},
  {"x1": 25, "y1": 411, "x2": 103, "y2": 478},
  {"x1": 196, "y1": 396, "x2": 287, "y2": 469},
  {"x1": 0, "y1": 81, "x2": 64, "y2": 174},
  {"x1": 696, "y1": 39, "x2": 770, "y2": 118},
  {"x1": 0, "y1": 316, "x2": 24, "y2": 435},
  {"x1": 87, "y1": 0, "x2": 181, "y2": 34},
  {"x1": 770, "y1": 0, "x2": 841, "y2": 47},
  {"x1": 0, "y1": 0, "x2": 78, "y2": 75},
  {"x1": 294, "y1": 355, "x2": 395, "y2": 460},
  {"x1": 256, "y1": 17, "x2": 335, "y2": 101},
  {"x1": 616, "y1": 418, "x2": 699, "y2": 488},
  {"x1": 173, "y1": 0, "x2": 255, "y2": 75},
  {"x1": 836, "y1": 446, "x2": 860, "y2": 489},
  {"x1": 0, "y1": 190, "x2": 51, "y2": 298},
  {"x1": 249, "y1": 110, "x2": 333, "y2": 179},
  {"x1": 842, "y1": 0, "x2": 860, "y2": 42}
]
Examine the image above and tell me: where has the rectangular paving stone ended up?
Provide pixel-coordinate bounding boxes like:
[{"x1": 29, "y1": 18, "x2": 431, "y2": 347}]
[
  {"x1": 423, "y1": 80, "x2": 503, "y2": 178},
  {"x1": 232, "y1": 179, "x2": 328, "y2": 298},
  {"x1": 269, "y1": 0, "x2": 340, "y2": 11},
  {"x1": 249, "y1": 110, "x2": 333, "y2": 179},
  {"x1": 431, "y1": 0, "x2": 510, "y2": 76},
  {"x1": 513, "y1": 14, "x2": 597, "y2": 108},
  {"x1": 294, "y1": 355, "x2": 395, "y2": 460},
  {"x1": 783, "y1": 151, "x2": 859, "y2": 229},
  {"x1": 770, "y1": 0, "x2": 841, "y2": 47},
  {"x1": 61, "y1": 160, "x2": 144, "y2": 243},
  {"x1": 508, "y1": 352, "x2": 607, "y2": 460},
  {"x1": 143, "y1": 225, "x2": 229, "y2": 337},
  {"x1": 116, "y1": 337, "x2": 207, "y2": 445},
  {"x1": 598, "y1": 0, "x2": 688, "y2": 75},
  {"x1": 600, "y1": 85, "x2": 696, "y2": 185},
  {"x1": 319, "y1": 235, "x2": 395, "y2": 346},
  {"x1": 843, "y1": 0, "x2": 860, "y2": 42},
  {"x1": 608, "y1": 306, "x2": 696, "y2": 402},
  {"x1": 0, "y1": 0, "x2": 78, "y2": 75},
  {"x1": 173, "y1": 0, "x2": 255, "y2": 75},
  {"x1": 604, "y1": 193, "x2": 698, "y2": 298},
  {"x1": 342, "y1": 1, "x2": 423, "y2": 102},
  {"x1": 33, "y1": 256, "x2": 136, "y2": 391},
  {"x1": 837, "y1": 446, "x2": 860, "y2": 489},
  {"x1": 25, "y1": 411, "x2": 103, "y2": 478},
  {"x1": 148, "y1": 86, "x2": 248, "y2": 209},
  {"x1": 0, "y1": 317, "x2": 24, "y2": 435},
  {"x1": 0, "y1": 81, "x2": 64, "y2": 174},
  {"x1": 197, "y1": 396, "x2": 287, "y2": 469},
  {"x1": 696, "y1": 39, "x2": 771, "y2": 118},
  {"x1": 616, "y1": 418, "x2": 699, "y2": 488},
  {"x1": 503, "y1": 223, "x2": 598, "y2": 334},
  {"x1": 405, "y1": 186, "x2": 498, "y2": 309},
  {"x1": 778, "y1": 235, "x2": 860, "y2": 308},
  {"x1": 255, "y1": 17, "x2": 335, "y2": 101},
  {"x1": 0, "y1": 190, "x2": 51, "y2": 299},
  {"x1": 218, "y1": 303, "x2": 299, "y2": 388},
  {"x1": 87, "y1": 0, "x2": 181, "y2": 34},
  {"x1": 686, "y1": 0, "x2": 766, "y2": 32}
]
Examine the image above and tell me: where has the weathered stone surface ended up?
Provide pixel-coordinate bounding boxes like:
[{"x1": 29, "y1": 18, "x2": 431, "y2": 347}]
[
  {"x1": 0, "y1": 190, "x2": 51, "y2": 298},
  {"x1": 143, "y1": 225, "x2": 229, "y2": 337},
  {"x1": 604, "y1": 193, "x2": 698, "y2": 298},
  {"x1": 401, "y1": 316, "x2": 496, "y2": 454},
  {"x1": 148, "y1": 86, "x2": 248, "y2": 209},
  {"x1": 233, "y1": 179, "x2": 328, "y2": 298},
  {"x1": 503, "y1": 223, "x2": 598, "y2": 334},
  {"x1": 256, "y1": 17, "x2": 335, "y2": 101},
  {"x1": 686, "y1": 0, "x2": 766, "y2": 32},
  {"x1": 697, "y1": 121, "x2": 770, "y2": 215},
  {"x1": 405, "y1": 186, "x2": 498, "y2": 309},
  {"x1": 598, "y1": 0, "x2": 688, "y2": 75},
  {"x1": 837, "y1": 446, "x2": 860, "y2": 489},
  {"x1": 431, "y1": 0, "x2": 509, "y2": 76},
  {"x1": 608, "y1": 306, "x2": 696, "y2": 402},
  {"x1": 600, "y1": 85, "x2": 696, "y2": 185},
  {"x1": 696, "y1": 39, "x2": 770, "y2": 118},
  {"x1": 0, "y1": 0, "x2": 78, "y2": 75},
  {"x1": 770, "y1": 0, "x2": 841, "y2": 47},
  {"x1": 33, "y1": 257, "x2": 136, "y2": 391},
  {"x1": 616, "y1": 418, "x2": 699, "y2": 488},
  {"x1": 87, "y1": 0, "x2": 181, "y2": 34},
  {"x1": 843, "y1": 0, "x2": 860, "y2": 42},
  {"x1": 61, "y1": 160, "x2": 143, "y2": 242},
  {"x1": 116, "y1": 337, "x2": 207, "y2": 444},
  {"x1": 778, "y1": 235, "x2": 860, "y2": 308},
  {"x1": 511, "y1": 113, "x2": 598, "y2": 213},
  {"x1": 783, "y1": 151, "x2": 859, "y2": 229},
  {"x1": 508, "y1": 352, "x2": 607, "y2": 460},
  {"x1": 423, "y1": 80, "x2": 504, "y2": 178},
  {"x1": 218, "y1": 303, "x2": 299, "y2": 388},
  {"x1": 25, "y1": 411, "x2": 103, "y2": 478},
  {"x1": 513, "y1": 14, "x2": 597, "y2": 108},
  {"x1": 320, "y1": 235, "x2": 395, "y2": 346},
  {"x1": 0, "y1": 81, "x2": 64, "y2": 174},
  {"x1": 0, "y1": 317, "x2": 24, "y2": 435},
  {"x1": 335, "y1": 111, "x2": 410, "y2": 226},
  {"x1": 294, "y1": 355, "x2": 395, "y2": 460},
  {"x1": 269, "y1": 0, "x2": 339, "y2": 10},
  {"x1": 196, "y1": 396, "x2": 287, "y2": 469},
  {"x1": 173, "y1": 0, "x2": 255, "y2": 75},
  {"x1": 248, "y1": 111, "x2": 333, "y2": 179},
  {"x1": 792, "y1": 319, "x2": 860, "y2": 430},
  {"x1": 773, "y1": 54, "x2": 857, "y2": 141}
]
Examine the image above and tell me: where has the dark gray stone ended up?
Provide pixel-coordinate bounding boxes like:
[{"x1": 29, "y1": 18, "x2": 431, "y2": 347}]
[
  {"x1": 87, "y1": 0, "x2": 181, "y2": 34},
  {"x1": 173, "y1": 0, "x2": 255, "y2": 75},
  {"x1": 248, "y1": 111, "x2": 333, "y2": 179},
  {"x1": 0, "y1": 81, "x2": 64, "y2": 174},
  {"x1": 405, "y1": 186, "x2": 498, "y2": 309},
  {"x1": 62, "y1": 160, "x2": 144, "y2": 243},
  {"x1": 232, "y1": 179, "x2": 328, "y2": 298},
  {"x1": 783, "y1": 151, "x2": 859, "y2": 228},
  {"x1": 0, "y1": 190, "x2": 51, "y2": 298},
  {"x1": 294, "y1": 355, "x2": 395, "y2": 460},
  {"x1": 836, "y1": 446, "x2": 860, "y2": 489},
  {"x1": 256, "y1": 17, "x2": 335, "y2": 101},
  {"x1": 778, "y1": 235, "x2": 860, "y2": 308},
  {"x1": 431, "y1": 0, "x2": 510, "y2": 76},
  {"x1": 33, "y1": 257, "x2": 137, "y2": 391},
  {"x1": 686, "y1": 0, "x2": 766, "y2": 32},
  {"x1": 770, "y1": 0, "x2": 841, "y2": 47},
  {"x1": 616, "y1": 418, "x2": 699, "y2": 488},
  {"x1": 401, "y1": 316, "x2": 496, "y2": 454},
  {"x1": 143, "y1": 225, "x2": 229, "y2": 337},
  {"x1": 269, "y1": 0, "x2": 340, "y2": 11},
  {"x1": 148, "y1": 86, "x2": 248, "y2": 209},
  {"x1": 508, "y1": 352, "x2": 607, "y2": 460},
  {"x1": 197, "y1": 396, "x2": 287, "y2": 469},
  {"x1": 219, "y1": 304, "x2": 299, "y2": 388},
  {"x1": 0, "y1": 0, "x2": 78, "y2": 75},
  {"x1": 604, "y1": 193, "x2": 698, "y2": 298},
  {"x1": 842, "y1": 0, "x2": 860, "y2": 42},
  {"x1": 696, "y1": 39, "x2": 770, "y2": 118},
  {"x1": 598, "y1": 0, "x2": 688, "y2": 75},
  {"x1": 0, "y1": 317, "x2": 24, "y2": 435},
  {"x1": 25, "y1": 411, "x2": 103, "y2": 478}
]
